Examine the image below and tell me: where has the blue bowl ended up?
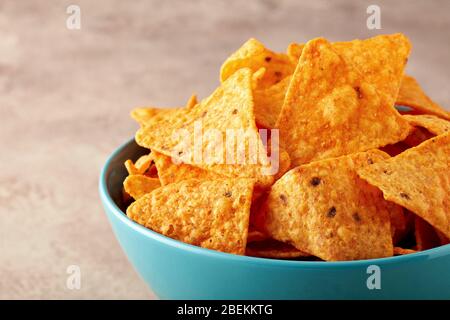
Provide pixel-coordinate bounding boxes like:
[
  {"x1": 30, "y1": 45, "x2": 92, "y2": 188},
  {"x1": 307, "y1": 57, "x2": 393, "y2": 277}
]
[{"x1": 99, "y1": 139, "x2": 450, "y2": 299}]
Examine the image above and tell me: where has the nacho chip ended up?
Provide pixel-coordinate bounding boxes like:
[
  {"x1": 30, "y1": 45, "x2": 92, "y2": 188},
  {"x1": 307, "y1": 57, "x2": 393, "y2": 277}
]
[
  {"x1": 253, "y1": 75, "x2": 291, "y2": 128},
  {"x1": 333, "y1": 33, "x2": 411, "y2": 106},
  {"x1": 397, "y1": 75, "x2": 450, "y2": 120},
  {"x1": 220, "y1": 38, "x2": 294, "y2": 87},
  {"x1": 402, "y1": 114, "x2": 450, "y2": 136},
  {"x1": 185, "y1": 94, "x2": 198, "y2": 109},
  {"x1": 124, "y1": 159, "x2": 139, "y2": 175},
  {"x1": 290, "y1": 35, "x2": 412, "y2": 103},
  {"x1": 277, "y1": 38, "x2": 411, "y2": 167},
  {"x1": 124, "y1": 154, "x2": 152, "y2": 175},
  {"x1": 127, "y1": 178, "x2": 255, "y2": 255},
  {"x1": 131, "y1": 107, "x2": 181, "y2": 127},
  {"x1": 123, "y1": 175, "x2": 161, "y2": 200},
  {"x1": 358, "y1": 132, "x2": 450, "y2": 239},
  {"x1": 246, "y1": 238, "x2": 309, "y2": 259},
  {"x1": 135, "y1": 68, "x2": 274, "y2": 188},
  {"x1": 286, "y1": 42, "x2": 304, "y2": 64},
  {"x1": 151, "y1": 150, "x2": 224, "y2": 185},
  {"x1": 258, "y1": 150, "x2": 395, "y2": 261},
  {"x1": 394, "y1": 247, "x2": 417, "y2": 255},
  {"x1": 414, "y1": 216, "x2": 442, "y2": 251}
]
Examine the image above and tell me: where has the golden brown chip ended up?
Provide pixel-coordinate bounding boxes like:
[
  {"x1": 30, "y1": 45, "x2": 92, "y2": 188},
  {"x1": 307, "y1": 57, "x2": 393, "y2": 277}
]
[
  {"x1": 253, "y1": 75, "x2": 291, "y2": 129},
  {"x1": 277, "y1": 38, "x2": 411, "y2": 167},
  {"x1": 394, "y1": 247, "x2": 417, "y2": 255},
  {"x1": 135, "y1": 68, "x2": 274, "y2": 188},
  {"x1": 124, "y1": 159, "x2": 139, "y2": 175},
  {"x1": 127, "y1": 178, "x2": 255, "y2": 255},
  {"x1": 333, "y1": 33, "x2": 411, "y2": 106},
  {"x1": 286, "y1": 42, "x2": 304, "y2": 64},
  {"x1": 258, "y1": 150, "x2": 396, "y2": 261},
  {"x1": 123, "y1": 175, "x2": 161, "y2": 200},
  {"x1": 185, "y1": 94, "x2": 198, "y2": 109},
  {"x1": 246, "y1": 238, "x2": 310, "y2": 259},
  {"x1": 124, "y1": 154, "x2": 152, "y2": 175},
  {"x1": 358, "y1": 132, "x2": 450, "y2": 239},
  {"x1": 414, "y1": 216, "x2": 442, "y2": 251},
  {"x1": 402, "y1": 114, "x2": 450, "y2": 136},
  {"x1": 151, "y1": 150, "x2": 224, "y2": 185},
  {"x1": 130, "y1": 107, "x2": 181, "y2": 127},
  {"x1": 220, "y1": 38, "x2": 295, "y2": 88},
  {"x1": 396, "y1": 75, "x2": 450, "y2": 120}
]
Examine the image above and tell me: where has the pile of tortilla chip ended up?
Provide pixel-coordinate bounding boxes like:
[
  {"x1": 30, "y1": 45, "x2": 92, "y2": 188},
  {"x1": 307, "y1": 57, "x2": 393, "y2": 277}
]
[{"x1": 123, "y1": 33, "x2": 450, "y2": 261}]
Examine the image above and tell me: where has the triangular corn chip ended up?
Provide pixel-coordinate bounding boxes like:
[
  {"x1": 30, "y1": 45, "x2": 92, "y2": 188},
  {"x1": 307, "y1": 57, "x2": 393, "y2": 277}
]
[
  {"x1": 277, "y1": 38, "x2": 411, "y2": 167},
  {"x1": 135, "y1": 68, "x2": 274, "y2": 188},
  {"x1": 123, "y1": 175, "x2": 161, "y2": 200},
  {"x1": 402, "y1": 114, "x2": 450, "y2": 136},
  {"x1": 253, "y1": 75, "x2": 291, "y2": 128},
  {"x1": 220, "y1": 38, "x2": 294, "y2": 87},
  {"x1": 333, "y1": 33, "x2": 411, "y2": 106},
  {"x1": 258, "y1": 150, "x2": 396, "y2": 261},
  {"x1": 358, "y1": 132, "x2": 450, "y2": 239},
  {"x1": 151, "y1": 150, "x2": 224, "y2": 185},
  {"x1": 397, "y1": 75, "x2": 450, "y2": 120},
  {"x1": 288, "y1": 34, "x2": 411, "y2": 106},
  {"x1": 127, "y1": 178, "x2": 255, "y2": 255}
]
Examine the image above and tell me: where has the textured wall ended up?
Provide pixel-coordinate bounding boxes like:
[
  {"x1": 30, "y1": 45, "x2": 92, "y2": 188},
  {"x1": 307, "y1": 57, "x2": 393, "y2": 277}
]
[{"x1": 0, "y1": 0, "x2": 449, "y2": 299}]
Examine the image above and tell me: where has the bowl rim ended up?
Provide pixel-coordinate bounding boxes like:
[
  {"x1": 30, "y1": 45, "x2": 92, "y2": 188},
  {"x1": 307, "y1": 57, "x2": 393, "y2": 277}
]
[{"x1": 99, "y1": 138, "x2": 450, "y2": 268}]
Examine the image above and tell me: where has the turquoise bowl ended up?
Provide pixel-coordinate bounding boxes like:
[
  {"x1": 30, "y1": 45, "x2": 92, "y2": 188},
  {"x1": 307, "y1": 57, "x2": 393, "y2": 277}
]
[{"x1": 99, "y1": 139, "x2": 450, "y2": 299}]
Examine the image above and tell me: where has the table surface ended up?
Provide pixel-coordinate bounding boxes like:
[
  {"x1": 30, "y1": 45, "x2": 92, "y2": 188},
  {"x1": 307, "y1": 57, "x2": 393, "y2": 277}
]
[{"x1": 1, "y1": 0, "x2": 449, "y2": 299}]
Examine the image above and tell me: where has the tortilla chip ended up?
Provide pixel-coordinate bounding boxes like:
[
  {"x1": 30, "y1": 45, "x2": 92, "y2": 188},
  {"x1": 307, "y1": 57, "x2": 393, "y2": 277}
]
[
  {"x1": 289, "y1": 34, "x2": 410, "y2": 105},
  {"x1": 185, "y1": 94, "x2": 198, "y2": 109},
  {"x1": 131, "y1": 107, "x2": 181, "y2": 127},
  {"x1": 253, "y1": 75, "x2": 291, "y2": 128},
  {"x1": 246, "y1": 238, "x2": 310, "y2": 259},
  {"x1": 394, "y1": 247, "x2": 417, "y2": 255},
  {"x1": 220, "y1": 38, "x2": 294, "y2": 87},
  {"x1": 277, "y1": 38, "x2": 411, "y2": 167},
  {"x1": 333, "y1": 33, "x2": 411, "y2": 106},
  {"x1": 135, "y1": 68, "x2": 274, "y2": 188},
  {"x1": 414, "y1": 216, "x2": 442, "y2": 251},
  {"x1": 286, "y1": 42, "x2": 304, "y2": 64},
  {"x1": 258, "y1": 150, "x2": 395, "y2": 261},
  {"x1": 396, "y1": 75, "x2": 450, "y2": 120},
  {"x1": 357, "y1": 132, "x2": 450, "y2": 239},
  {"x1": 402, "y1": 114, "x2": 450, "y2": 136},
  {"x1": 123, "y1": 175, "x2": 161, "y2": 200},
  {"x1": 124, "y1": 159, "x2": 139, "y2": 175},
  {"x1": 151, "y1": 150, "x2": 224, "y2": 185},
  {"x1": 124, "y1": 154, "x2": 153, "y2": 175},
  {"x1": 127, "y1": 178, "x2": 255, "y2": 255}
]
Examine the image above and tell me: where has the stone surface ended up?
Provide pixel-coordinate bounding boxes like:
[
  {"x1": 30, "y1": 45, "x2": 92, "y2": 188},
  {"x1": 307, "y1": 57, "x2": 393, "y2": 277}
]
[{"x1": 0, "y1": 0, "x2": 449, "y2": 299}]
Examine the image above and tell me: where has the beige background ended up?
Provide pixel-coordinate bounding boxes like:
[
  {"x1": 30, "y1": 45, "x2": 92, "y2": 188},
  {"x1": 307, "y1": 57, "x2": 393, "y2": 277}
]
[{"x1": 0, "y1": 0, "x2": 449, "y2": 299}]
